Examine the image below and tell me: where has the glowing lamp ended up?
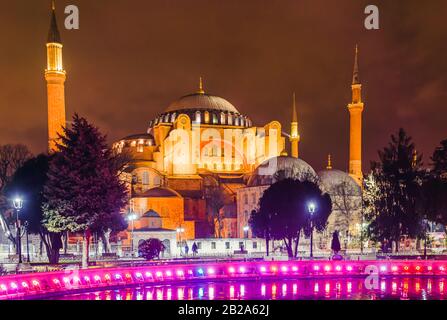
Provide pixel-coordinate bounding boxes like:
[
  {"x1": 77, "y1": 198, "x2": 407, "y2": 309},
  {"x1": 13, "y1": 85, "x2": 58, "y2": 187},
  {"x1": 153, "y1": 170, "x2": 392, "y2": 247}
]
[
  {"x1": 187, "y1": 270, "x2": 193, "y2": 275},
  {"x1": 228, "y1": 267, "x2": 235, "y2": 273},
  {"x1": 403, "y1": 266, "x2": 409, "y2": 271},
  {"x1": 207, "y1": 268, "x2": 215, "y2": 274},
  {"x1": 197, "y1": 268, "x2": 204, "y2": 275},
  {"x1": 415, "y1": 266, "x2": 421, "y2": 271},
  {"x1": 271, "y1": 266, "x2": 278, "y2": 272},
  {"x1": 94, "y1": 275, "x2": 101, "y2": 281},
  {"x1": 73, "y1": 276, "x2": 80, "y2": 283},
  {"x1": 380, "y1": 266, "x2": 387, "y2": 272},
  {"x1": 10, "y1": 282, "x2": 18, "y2": 289},
  {"x1": 52, "y1": 279, "x2": 60, "y2": 284},
  {"x1": 166, "y1": 271, "x2": 172, "y2": 277},
  {"x1": 104, "y1": 274, "x2": 111, "y2": 281},
  {"x1": 84, "y1": 276, "x2": 91, "y2": 282},
  {"x1": 176, "y1": 270, "x2": 184, "y2": 276},
  {"x1": 125, "y1": 273, "x2": 132, "y2": 279},
  {"x1": 324, "y1": 265, "x2": 331, "y2": 272},
  {"x1": 313, "y1": 265, "x2": 320, "y2": 271},
  {"x1": 427, "y1": 266, "x2": 433, "y2": 271},
  {"x1": 391, "y1": 266, "x2": 398, "y2": 272},
  {"x1": 0, "y1": 284, "x2": 7, "y2": 291},
  {"x1": 114, "y1": 274, "x2": 121, "y2": 280},
  {"x1": 155, "y1": 271, "x2": 163, "y2": 278},
  {"x1": 239, "y1": 266, "x2": 246, "y2": 273},
  {"x1": 281, "y1": 266, "x2": 288, "y2": 272},
  {"x1": 440, "y1": 266, "x2": 445, "y2": 271},
  {"x1": 21, "y1": 282, "x2": 28, "y2": 288},
  {"x1": 32, "y1": 280, "x2": 40, "y2": 287},
  {"x1": 346, "y1": 265, "x2": 353, "y2": 271},
  {"x1": 335, "y1": 265, "x2": 342, "y2": 272},
  {"x1": 260, "y1": 266, "x2": 267, "y2": 273},
  {"x1": 292, "y1": 266, "x2": 298, "y2": 272}
]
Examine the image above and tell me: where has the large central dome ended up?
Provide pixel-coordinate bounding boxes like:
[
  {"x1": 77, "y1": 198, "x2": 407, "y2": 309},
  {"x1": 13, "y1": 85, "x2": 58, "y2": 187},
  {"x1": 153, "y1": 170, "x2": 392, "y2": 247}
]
[{"x1": 166, "y1": 93, "x2": 240, "y2": 114}]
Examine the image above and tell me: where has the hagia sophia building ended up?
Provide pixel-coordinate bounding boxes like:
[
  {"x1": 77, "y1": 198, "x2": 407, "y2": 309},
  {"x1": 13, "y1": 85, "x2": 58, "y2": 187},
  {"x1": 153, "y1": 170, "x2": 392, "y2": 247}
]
[{"x1": 45, "y1": 4, "x2": 363, "y2": 253}]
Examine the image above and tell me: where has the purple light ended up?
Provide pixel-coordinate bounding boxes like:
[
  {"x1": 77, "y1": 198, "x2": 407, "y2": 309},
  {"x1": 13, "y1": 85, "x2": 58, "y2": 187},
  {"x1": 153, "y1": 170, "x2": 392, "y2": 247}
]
[
  {"x1": 176, "y1": 270, "x2": 184, "y2": 277},
  {"x1": 239, "y1": 266, "x2": 246, "y2": 273},
  {"x1": 260, "y1": 266, "x2": 267, "y2": 273},
  {"x1": 292, "y1": 266, "x2": 298, "y2": 272},
  {"x1": 380, "y1": 266, "x2": 387, "y2": 272}
]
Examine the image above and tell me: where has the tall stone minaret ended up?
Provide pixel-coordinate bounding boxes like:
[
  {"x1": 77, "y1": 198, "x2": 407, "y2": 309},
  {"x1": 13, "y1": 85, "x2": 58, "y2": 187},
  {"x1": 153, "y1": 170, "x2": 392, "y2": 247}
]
[
  {"x1": 347, "y1": 45, "x2": 364, "y2": 185},
  {"x1": 45, "y1": 0, "x2": 66, "y2": 153},
  {"x1": 290, "y1": 93, "x2": 300, "y2": 158}
]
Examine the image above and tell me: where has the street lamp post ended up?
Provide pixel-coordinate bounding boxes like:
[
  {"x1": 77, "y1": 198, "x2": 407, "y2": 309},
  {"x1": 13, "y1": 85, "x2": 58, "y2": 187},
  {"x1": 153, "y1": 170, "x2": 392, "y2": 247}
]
[
  {"x1": 13, "y1": 197, "x2": 23, "y2": 264},
  {"x1": 24, "y1": 221, "x2": 30, "y2": 263},
  {"x1": 127, "y1": 213, "x2": 137, "y2": 256},
  {"x1": 307, "y1": 202, "x2": 316, "y2": 259}
]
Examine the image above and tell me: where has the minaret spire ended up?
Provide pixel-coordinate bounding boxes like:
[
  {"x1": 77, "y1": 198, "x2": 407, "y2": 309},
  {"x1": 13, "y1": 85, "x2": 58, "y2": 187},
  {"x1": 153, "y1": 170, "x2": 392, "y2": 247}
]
[
  {"x1": 45, "y1": 1, "x2": 66, "y2": 153},
  {"x1": 197, "y1": 77, "x2": 205, "y2": 94},
  {"x1": 290, "y1": 92, "x2": 300, "y2": 158},
  {"x1": 347, "y1": 44, "x2": 364, "y2": 185},
  {"x1": 352, "y1": 44, "x2": 360, "y2": 85},
  {"x1": 48, "y1": 0, "x2": 62, "y2": 44}
]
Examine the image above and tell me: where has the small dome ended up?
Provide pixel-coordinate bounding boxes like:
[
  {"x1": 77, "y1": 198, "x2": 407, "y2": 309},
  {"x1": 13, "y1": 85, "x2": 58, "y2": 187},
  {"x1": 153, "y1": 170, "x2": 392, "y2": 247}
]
[
  {"x1": 248, "y1": 156, "x2": 318, "y2": 187},
  {"x1": 121, "y1": 133, "x2": 154, "y2": 141},
  {"x1": 166, "y1": 93, "x2": 240, "y2": 114},
  {"x1": 318, "y1": 169, "x2": 362, "y2": 196},
  {"x1": 142, "y1": 209, "x2": 161, "y2": 218}
]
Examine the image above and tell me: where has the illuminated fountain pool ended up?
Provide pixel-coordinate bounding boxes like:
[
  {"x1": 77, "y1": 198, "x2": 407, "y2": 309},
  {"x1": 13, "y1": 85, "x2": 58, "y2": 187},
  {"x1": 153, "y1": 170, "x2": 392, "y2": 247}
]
[
  {"x1": 52, "y1": 277, "x2": 446, "y2": 300},
  {"x1": 1, "y1": 260, "x2": 447, "y2": 300}
]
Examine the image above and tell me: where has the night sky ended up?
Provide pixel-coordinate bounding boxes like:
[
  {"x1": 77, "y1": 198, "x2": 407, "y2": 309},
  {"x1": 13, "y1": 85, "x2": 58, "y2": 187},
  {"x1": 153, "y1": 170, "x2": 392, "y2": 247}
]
[{"x1": 0, "y1": 0, "x2": 446, "y2": 172}]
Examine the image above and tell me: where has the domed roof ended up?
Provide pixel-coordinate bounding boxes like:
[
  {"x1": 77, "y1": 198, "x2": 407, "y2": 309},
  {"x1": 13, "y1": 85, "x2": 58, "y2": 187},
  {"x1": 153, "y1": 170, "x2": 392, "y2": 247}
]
[
  {"x1": 248, "y1": 156, "x2": 318, "y2": 187},
  {"x1": 120, "y1": 133, "x2": 154, "y2": 141},
  {"x1": 165, "y1": 93, "x2": 240, "y2": 114},
  {"x1": 143, "y1": 209, "x2": 161, "y2": 218},
  {"x1": 318, "y1": 169, "x2": 362, "y2": 196}
]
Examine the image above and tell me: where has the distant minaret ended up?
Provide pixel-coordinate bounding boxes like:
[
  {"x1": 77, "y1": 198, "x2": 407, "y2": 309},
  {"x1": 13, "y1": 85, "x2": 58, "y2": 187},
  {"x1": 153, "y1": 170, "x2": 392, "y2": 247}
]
[
  {"x1": 45, "y1": 0, "x2": 66, "y2": 153},
  {"x1": 290, "y1": 93, "x2": 300, "y2": 158},
  {"x1": 326, "y1": 154, "x2": 333, "y2": 170},
  {"x1": 347, "y1": 45, "x2": 364, "y2": 185}
]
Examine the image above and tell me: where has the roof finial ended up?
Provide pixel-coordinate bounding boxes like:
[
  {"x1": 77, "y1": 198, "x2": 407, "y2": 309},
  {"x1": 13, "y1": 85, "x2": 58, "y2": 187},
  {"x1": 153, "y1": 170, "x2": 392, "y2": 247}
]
[
  {"x1": 352, "y1": 44, "x2": 360, "y2": 85},
  {"x1": 197, "y1": 76, "x2": 205, "y2": 94},
  {"x1": 48, "y1": 0, "x2": 62, "y2": 43},
  {"x1": 326, "y1": 154, "x2": 333, "y2": 170},
  {"x1": 52, "y1": 0, "x2": 56, "y2": 10},
  {"x1": 292, "y1": 92, "x2": 297, "y2": 123}
]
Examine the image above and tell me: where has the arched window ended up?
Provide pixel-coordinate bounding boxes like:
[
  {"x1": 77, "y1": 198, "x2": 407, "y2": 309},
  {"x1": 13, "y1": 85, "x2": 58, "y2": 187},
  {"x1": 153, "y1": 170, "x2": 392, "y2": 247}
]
[
  {"x1": 195, "y1": 111, "x2": 201, "y2": 123},
  {"x1": 220, "y1": 112, "x2": 226, "y2": 124},
  {"x1": 235, "y1": 117, "x2": 240, "y2": 126},
  {"x1": 204, "y1": 111, "x2": 210, "y2": 123},
  {"x1": 170, "y1": 113, "x2": 177, "y2": 122},
  {"x1": 142, "y1": 171, "x2": 149, "y2": 185},
  {"x1": 227, "y1": 113, "x2": 233, "y2": 125},
  {"x1": 212, "y1": 113, "x2": 218, "y2": 124}
]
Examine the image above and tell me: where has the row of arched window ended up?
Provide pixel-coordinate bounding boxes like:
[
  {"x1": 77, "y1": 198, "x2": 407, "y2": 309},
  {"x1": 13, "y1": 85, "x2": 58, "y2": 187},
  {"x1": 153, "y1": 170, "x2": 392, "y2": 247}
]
[{"x1": 149, "y1": 111, "x2": 252, "y2": 127}]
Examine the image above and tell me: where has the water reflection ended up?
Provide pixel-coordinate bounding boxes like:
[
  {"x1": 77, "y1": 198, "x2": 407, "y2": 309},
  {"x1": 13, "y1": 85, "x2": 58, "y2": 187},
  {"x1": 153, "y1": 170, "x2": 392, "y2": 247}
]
[{"x1": 52, "y1": 277, "x2": 447, "y2": 300}]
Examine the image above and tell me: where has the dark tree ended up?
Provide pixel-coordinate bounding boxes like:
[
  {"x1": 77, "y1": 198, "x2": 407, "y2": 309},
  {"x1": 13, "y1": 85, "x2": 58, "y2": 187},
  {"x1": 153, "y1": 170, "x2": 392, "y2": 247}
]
[
  {"x1": 250, "y1": 178, "x2": 332, "y2": 259},
  {"x1": 432, "y1": 139, "x2": 447, "y2": 177},
  {"x1": 331, "y1": 231, "x2": 341, "y2": 253},
  {"x1": 138, "y1": 238, "x2": 165, "y2": 260},
  {"x1": 43, "y1": 114, "x2": 128, "y2": 267},
  {"x1": 364, "y1": 128, "x2": 424, "y2": 252},
  {"x1": 5, "y1": 155, "x2": 63, "y2": 263}
]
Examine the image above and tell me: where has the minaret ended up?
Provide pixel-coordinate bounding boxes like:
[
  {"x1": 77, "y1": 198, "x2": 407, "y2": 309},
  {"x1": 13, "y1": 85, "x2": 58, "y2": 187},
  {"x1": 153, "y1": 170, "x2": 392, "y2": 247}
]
[
  {"x1": 290, "y1": 92, "x2": 300, "y2": 158},
  {"x1": 347, "y1": 45, "x2": 364, "y2": 185},
  {"x1": 45, "y1": 0, "x2": 66, "y2": 153},
  {"x1": 326, "y1": 154, "x2": 333, "y2": 170}
]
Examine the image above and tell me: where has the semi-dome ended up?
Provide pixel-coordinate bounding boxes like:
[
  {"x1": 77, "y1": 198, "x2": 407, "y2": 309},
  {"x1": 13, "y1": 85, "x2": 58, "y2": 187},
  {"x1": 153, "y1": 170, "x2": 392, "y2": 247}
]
[
  {"x1": 318, "y1": 169, "x2": 362, "y2": 196},
  {"x1": 166, "y1": 93, "x2": 240, "y2": 114},
  {"x1": 247, "y1": 156, "x2": 318, "y2": 187}
]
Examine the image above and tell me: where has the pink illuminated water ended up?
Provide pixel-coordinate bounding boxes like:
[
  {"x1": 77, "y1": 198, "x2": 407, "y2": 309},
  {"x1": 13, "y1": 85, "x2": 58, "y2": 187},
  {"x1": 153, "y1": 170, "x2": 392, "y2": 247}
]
[{"x1": 50, "y1": 277, "x2": 447, "y2": 300}]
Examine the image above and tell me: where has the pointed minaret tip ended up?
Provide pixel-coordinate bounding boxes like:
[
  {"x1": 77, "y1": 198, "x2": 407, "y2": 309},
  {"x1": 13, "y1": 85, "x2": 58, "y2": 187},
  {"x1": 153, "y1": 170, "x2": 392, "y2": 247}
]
[
  {"x1": 197, "y1": 76, "x2": 205, "y2": 94},
  {"x1": 48, "y1": 0, "x2": 62, "y2": 44},
  {"x1": 326, "y1": 154, "x2": 333, "y2": 170},
  {"x1": 292, "y1": 92, "x2": 297, "y2": 123},
  {"x1": 352, "y1": 44, "x2": 360, "y2": 85}
]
